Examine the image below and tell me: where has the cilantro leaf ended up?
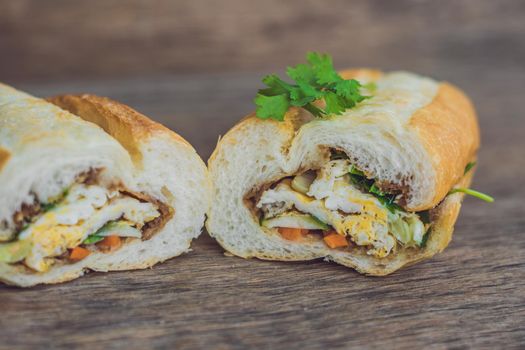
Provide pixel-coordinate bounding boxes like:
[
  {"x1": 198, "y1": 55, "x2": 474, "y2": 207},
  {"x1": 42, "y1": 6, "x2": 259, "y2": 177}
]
[
  {"x1": 287, "y1": 64, "x2": 316, "y2": 86},
  {"x1": 348, "y1": 164, "x2": 403, "y2": 213},
  {"x1": 254, "y1": 94, "x2": 289, "y2": 121},
  {"x1": 259, "y1": 74, "x2": 293, "y2": 96},
  {"x1": 324, "y1": 91, "x2": 346, "y2": 115},
  {"x1": 255, "y1": 52, "x2": 371, "y2": 121},
  {"x1": 307, "y1": 52, "x2": 340, "y2": 85}
]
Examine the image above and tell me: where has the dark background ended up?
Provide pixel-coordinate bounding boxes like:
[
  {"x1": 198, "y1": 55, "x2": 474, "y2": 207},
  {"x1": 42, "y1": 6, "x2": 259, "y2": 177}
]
[
  {"x1": 1, "y1": 0, "x2": 524, "y2": 83},
  {"x1": 0, "y1": 1, "x2": 524, "y2": 349}
]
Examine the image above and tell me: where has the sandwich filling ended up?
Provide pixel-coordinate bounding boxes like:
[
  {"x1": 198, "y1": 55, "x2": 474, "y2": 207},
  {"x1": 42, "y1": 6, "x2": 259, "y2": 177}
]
[
  {"x1": 0, "y1": 169, "x2": 173, "y2": 272},
  {"x1": 256, "y1": 152, "x2": 430, "y2": 258}
]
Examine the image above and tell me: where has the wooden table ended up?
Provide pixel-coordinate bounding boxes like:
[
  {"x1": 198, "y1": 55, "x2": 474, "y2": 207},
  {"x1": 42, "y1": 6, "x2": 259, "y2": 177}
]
[{"x1": 0, "y1": 67, "x2": 523, "y2": 349}]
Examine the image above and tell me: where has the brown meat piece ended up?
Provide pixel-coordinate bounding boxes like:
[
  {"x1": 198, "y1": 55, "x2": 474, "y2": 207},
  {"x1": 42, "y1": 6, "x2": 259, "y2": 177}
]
[
  {"x1": 11, "y1": 197, "x2": 41, "y2": 233},
  {"x1": 76, "y1": 168, "x2": 101, "y2": 185},
  {"x1": 121, "y1": 191, "x2": 174, "y2": 240},
  {"x1": 376, "y1": 181, "x2": 411, "y2": 207}
]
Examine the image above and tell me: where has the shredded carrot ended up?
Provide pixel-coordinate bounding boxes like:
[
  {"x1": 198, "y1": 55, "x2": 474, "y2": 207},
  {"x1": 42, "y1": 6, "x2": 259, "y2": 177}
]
[
  {"x1": 96, "y1": 235, "x2": 122, "y2": 252},
  {"x1": 323, "y1": 232, "x2": 349, "y2": 249},
  {"x1": 69, "y1": 247, "x2": 91, "y2": 261},
  {"x1": 277, "y1": 227, "x2": 308, "y2": 241}
]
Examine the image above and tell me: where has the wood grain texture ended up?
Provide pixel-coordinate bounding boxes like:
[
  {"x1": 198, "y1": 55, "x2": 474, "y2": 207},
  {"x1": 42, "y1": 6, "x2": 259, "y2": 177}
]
[{"x1": 1, "y1": 0, "x2": 525, "y2": 349}]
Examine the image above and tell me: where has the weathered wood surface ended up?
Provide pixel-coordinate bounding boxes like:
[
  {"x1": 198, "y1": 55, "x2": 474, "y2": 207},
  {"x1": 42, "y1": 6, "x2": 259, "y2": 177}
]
[{"x1": 1, "y1": 0, "x2": 524, "y2": 348}]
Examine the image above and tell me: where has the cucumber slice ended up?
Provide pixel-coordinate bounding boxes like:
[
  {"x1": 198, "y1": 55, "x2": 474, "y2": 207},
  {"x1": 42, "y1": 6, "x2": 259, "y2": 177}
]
[
  {"x1": 83, "y1": 234, "x2": 105, "y2": 245},
  {"x1": 291, "y1": 171, "x2": 316, "y2": 194},
  {"x1": 0, "y1": 240, "x2": 31, "y2": 263},
  {"x1": 388, "y1": 214, "x2": 426, "y2": 246},
  {"x1": 407, "y1": 216, "x2": 425, "y2": 246},
  {"x1": 262, "y1": 213, "x2": 329, "y2": 230},
  {"x1": 389, "y1": 217, "x2": 411, "y2": 244},
  {"x1": 95, "y1": 221, "x2": 142, "y2": 238}
]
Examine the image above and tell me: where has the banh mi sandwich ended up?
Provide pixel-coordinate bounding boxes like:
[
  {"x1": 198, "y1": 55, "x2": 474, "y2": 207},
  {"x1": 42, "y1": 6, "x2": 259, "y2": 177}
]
[
  {"x1": 207, "y1": 53, "x2": 492, "y2": 275},
  {"x1": 0, "y1": 83, "x2": 210, "y2": 287}
]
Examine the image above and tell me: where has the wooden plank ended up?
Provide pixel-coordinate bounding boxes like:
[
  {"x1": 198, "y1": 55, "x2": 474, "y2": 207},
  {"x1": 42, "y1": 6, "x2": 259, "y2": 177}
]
[{"x1": 0, "y1": 66, "x2": 523, "y2": 349}]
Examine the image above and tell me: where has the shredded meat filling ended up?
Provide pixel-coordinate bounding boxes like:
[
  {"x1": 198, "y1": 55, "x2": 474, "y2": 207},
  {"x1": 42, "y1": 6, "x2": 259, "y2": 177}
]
[
  {"x1": 376, "y1": 180, "x2": 412, "y2": 208},
  {"x1": 123, "y1": 191, "x2": 174, "y2": 240},
  {"x1": 11, "y1": 198, "x2": 41, "y2": 234},
  {"x1": 76, "y1": 168, "x2": 100, "y2": 186}
]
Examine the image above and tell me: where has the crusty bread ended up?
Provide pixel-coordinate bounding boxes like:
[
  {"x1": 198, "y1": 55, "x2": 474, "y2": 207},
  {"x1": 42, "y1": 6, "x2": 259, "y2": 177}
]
[
  {"x1": 0, "y1": 84, "x2": 210, "y2": 287},
  {"x1": 206, "y1": 69, "x2": 479, "y2": 275}
]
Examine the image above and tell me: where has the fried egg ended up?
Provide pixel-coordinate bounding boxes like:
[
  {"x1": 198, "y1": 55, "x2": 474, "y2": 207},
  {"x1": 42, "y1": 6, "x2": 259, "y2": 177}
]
[
  {"x1": 258, "y1": 160, "x2": 396, "y2": 257},
  {"x1": 18, "y1": 184, "x2": 159, "y2": 272}
]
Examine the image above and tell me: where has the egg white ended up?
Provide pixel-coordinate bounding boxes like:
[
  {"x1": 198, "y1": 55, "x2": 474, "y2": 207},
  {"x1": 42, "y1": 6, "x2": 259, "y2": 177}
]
[
  {"x1": 258, "y1": 160, "x2": 396, "y2": 257},
  {"x1": 18, "y1": 184, "x2": 159, "y2": 272}
]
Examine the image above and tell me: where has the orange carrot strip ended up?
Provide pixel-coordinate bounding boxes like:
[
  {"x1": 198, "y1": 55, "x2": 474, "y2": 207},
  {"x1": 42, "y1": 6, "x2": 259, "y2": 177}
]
[
  {"x1": 69, "y1": 247, "x2": 91, "y2": 261},
  {"x1": 323, "y1": 233, "x2": 349, "y2": 249},
  {"x1": 96, "y1": 235, "x2": 122, "y2": 252},
  {"x1": 277, "y1": 227, "x2": 308, "y2": 241}
]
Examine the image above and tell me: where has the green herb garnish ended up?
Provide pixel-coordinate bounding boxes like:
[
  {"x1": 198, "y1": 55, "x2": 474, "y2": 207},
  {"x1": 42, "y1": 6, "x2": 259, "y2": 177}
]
[
  {"x1": 41, "y1": 202, "x2": 57, "y2": 212},
  {"x1": 348, "y1": 165, "x2": 402, "y2": 213},
  {"x1": 449, "y1": 162, "x2": 494, "y2": 202},
  {"x1": 254, "y1": 52, "x2": 370, "y2": 121},
  {"x1": 83, "y1": 234, "x2": 104, "y2": 245},
  {"x1": 40, "y1": 188, "x2": 70, "y2": 213},
  {"x1": 449, "y1": 188, "x2": 494, "y2": 203},
  {"x1": 464, "y1": 161, "x2": 476, "y2": 174},
  {"x1": 420, "y1": 228, "x2": 431, "y2": 248},
  {"x1": 349, "y1": 165, "x2": 365, "y2": 177}
]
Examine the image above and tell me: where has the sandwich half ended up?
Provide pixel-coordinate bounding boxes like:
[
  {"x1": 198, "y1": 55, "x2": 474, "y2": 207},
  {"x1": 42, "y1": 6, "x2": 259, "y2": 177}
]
[
  {"x1": 0, "y1": 83, "x2": 210, "y2": 287},
  {"x1": 207, "y1": 68, "x2": 480, "y2": 275}
]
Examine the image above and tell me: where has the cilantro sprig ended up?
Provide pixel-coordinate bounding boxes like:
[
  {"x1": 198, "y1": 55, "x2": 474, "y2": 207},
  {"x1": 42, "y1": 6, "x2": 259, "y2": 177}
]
[
  {"x1": 449, "y1": 162, "x2": 494, "y2": 203},
  {"x1": 348, "y1": 165, "x2": 403, "y2": 214},
  {"x1": 254, "y1": 52, "x2": 370, "y2": 121},
  {"x1": 449, "y1": 188, "x2": 494, "y2": 203},
  {"x1": 464, "y1": 161, "x2": 476, "y2": 174}
]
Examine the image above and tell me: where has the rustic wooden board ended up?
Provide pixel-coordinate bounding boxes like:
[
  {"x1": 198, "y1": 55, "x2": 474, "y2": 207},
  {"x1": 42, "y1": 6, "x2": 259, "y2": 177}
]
[{"x1": 0, "y1": 66, "x2": 523, "y2": 349}]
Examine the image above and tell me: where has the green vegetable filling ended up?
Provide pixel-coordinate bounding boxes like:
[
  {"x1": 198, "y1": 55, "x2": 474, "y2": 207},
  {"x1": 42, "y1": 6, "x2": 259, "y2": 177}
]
[
  {"x1": 83, "y1": 221, "x2": 142, "y2": 245},
  {"x1": 348, "y1": 165, "x2": 403, "y2": 214},
  {"x1": 0, "y1": 240, "x2": 31, "y2": 263}
]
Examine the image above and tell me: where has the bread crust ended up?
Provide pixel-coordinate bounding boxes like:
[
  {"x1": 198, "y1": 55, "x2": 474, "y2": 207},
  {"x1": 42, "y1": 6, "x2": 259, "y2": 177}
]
[
  {"x1": 339, "y1": 68, "x2": 384, "y2": 82},
  {"x1": 47, "y1": 95, "x2": 191, "y2": 167},
  {"x1": 337, "y1": 68, "x2": 479, "y2": 210},
  {"x1": 0, "y1": 147, "x2": 9, "y2": 171},
  {"x1": 409, "y1": 83, "x2": 480, "y2": 210},
  {"x1": 326, "y1": 166, "x2": 473, "y2": 275}
]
